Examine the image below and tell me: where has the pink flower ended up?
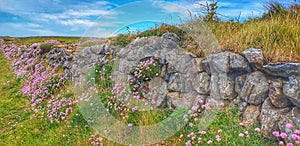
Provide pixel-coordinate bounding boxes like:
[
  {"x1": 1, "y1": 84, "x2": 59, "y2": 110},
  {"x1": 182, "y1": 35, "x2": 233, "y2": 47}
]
[
  {"x1": 215, "y1": 135, "x2": 221, "y2": 142},
  {"x1": 128, "y1": 123, "x2": 133, "y2": 127},
  {"x1": 244, "y1": 131, "x2": 249, "y2": 135},
  {"x1": 287, "y1": 143, "x2": 294, "y2": 146},
  {"x1": 292, "y1": 134, "x2": 298, "y2": 140},
  {"x1": 279, "y1": 141, "x2": 284, "y2": 145},
  {"x1": 296, "y1": 141, "x2": 300, "y2": 145},
  {"x1": 239, "y1": 133, "x2": 244, "y2": 137},
  {"x1": 280, "y1": 132, "x2": 288, "y2": 139},
  {"x1": 218, "y1": 129, "x2": 222, "y2": 133},
  {"x1": 220, "y1": 102, "x2": 225, "y2": 107},
  {"x1": 239, "y1": 123, "x2": 244, "y2": 126},
  {"x1": 286, "y1": 123, "x2": 293, "y2": 129},
  {"x1": 255, "y1": 128, "x2": 261, "y2": 132},
  {"x1": 272, "y1": 131, "x2": 280, "y2": 137},
  {"x1": 199, "y1": 131, "x2": 206, "y2": 135},
  {"x1": 186, "y1": 140, "x2": 192, "y2": 146},
  {"x1": 295, "y1": 130, "x2": 300, "y2": 135},
  {"x1": 192, "y1": 136, "x2": 196, "y2": 140},
  {"x1": 179, "y1": 134, "x2": 184, "y2": 139},
  {"x1": 198, "y1": 99, "x2": 204, "y2": 103},
  {"x1": 189, "y1": 123, "x2": 194, "y2": 127},
  {"x1": 207, "y1": 140, "x2": 213, "y2": 144}
]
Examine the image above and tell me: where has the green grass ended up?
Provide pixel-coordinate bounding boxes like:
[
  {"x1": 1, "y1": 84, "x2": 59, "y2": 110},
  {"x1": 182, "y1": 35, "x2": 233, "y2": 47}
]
[{"x1": 13, "y1": 37, "x2": 80, "y2": 46}]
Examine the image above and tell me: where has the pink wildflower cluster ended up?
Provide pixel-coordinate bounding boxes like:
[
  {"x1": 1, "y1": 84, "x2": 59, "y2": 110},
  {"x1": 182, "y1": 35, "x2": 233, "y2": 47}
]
[
  {"x1": 47, "y1": 94, "x2": 73, "y2": 123},
  {"x1": 272, "y1": 123, "x2": 300, "y2": 146},
  {"x1": 1, "y1": 42, "x2": 72, "y2": 123},
  {"x1": 89, "y1": 131, "x2": 103, "y2": 146},
  {"x1": 129, "y1": 57, "x2": 160, "y2": 94},
  {"x1": 179, "y1": 99, "x2": 218, "y2": 145},
  {"x1": 107, "y1": 83, "x2": 137, "y2": 119},
  {"x1": 30, "y1": 43, "x2": 40, "y2": 48}
]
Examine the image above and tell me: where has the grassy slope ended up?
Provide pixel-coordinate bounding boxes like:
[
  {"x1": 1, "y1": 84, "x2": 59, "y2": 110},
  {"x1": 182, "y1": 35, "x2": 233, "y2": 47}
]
[{"x1": 0, "y1": 53, "x2": 91, "y2": 146}]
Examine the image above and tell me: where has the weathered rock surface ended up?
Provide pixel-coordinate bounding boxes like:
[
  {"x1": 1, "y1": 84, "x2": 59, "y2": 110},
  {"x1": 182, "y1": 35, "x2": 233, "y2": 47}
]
[
  {"x1": 204, "y1": 51, "x2": 250, "y2": 74},
  {"x1": 283, "y1": 76, "x2": 300, "y2": 108},
  {"x1": 192, "y1": 72, "x2": 210, "y2": 94},
  {"x1": 259, "y1": 98, "x2": 291, "y2": 140},
  {"x1": 243, "y1": 48, "x2": 266, "y2": 70},
  {"x1": 241, "y1": 71, "x2": 269, "y2": 105},
  {"x1": 269, "y1": 79, "x2": 292, "y2": 108},
  {"x1": 242, "y1": 105, "x2": 261, "y2": 124},
  {"x1": 263, "y1": 62, "x2": 300, "y2": 77}
]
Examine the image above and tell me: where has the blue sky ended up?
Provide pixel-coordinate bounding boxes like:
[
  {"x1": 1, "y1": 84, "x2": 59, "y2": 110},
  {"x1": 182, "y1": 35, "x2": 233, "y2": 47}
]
[{"x1": 0, "y1": 0, "x2": 297, "y2": 37}]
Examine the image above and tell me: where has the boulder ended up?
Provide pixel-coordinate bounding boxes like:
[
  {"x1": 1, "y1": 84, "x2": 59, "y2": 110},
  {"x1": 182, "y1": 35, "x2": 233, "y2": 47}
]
[
  {"x1": 162, "y1": 32, "x2": 181, "y2": 42},
  {"x1": 241, "y1": 71, "x2": 269, "y2": 105},
  {"x1": 242, "y1": 105, "x2": 261, "y2": 124},
  {"x1": 283, "y1": 76, "x2": 300, "y2": 108},
  {"x1": 259, "y1": 98, "x2": 291, "y2": 140},
  {"x1": 263, "y1": 62, "x2": 300, "y2": 77},
  {"x1": 269, "y1": 79, "x2": 292, "y2": 108},
  {"x1": 167, "y1": 73, "x2": 184, "y2": 92},
  {"x1": 235, "y1": 74, "x2": 247, "y2": 95},
  {"x1": 191, "y1": 72, "x2": 210, "y2": 94},
  {"x1": 243, "y1": 48, "x2": 266, "y2": 70},
  {"x1": 210, "y1": 73, "x2": 236, "y2": 100}
]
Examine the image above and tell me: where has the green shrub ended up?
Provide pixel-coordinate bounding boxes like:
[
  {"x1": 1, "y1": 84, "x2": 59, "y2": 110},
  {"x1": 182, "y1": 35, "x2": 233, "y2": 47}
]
[{"x1": 39, "y1": 44, "x2": 54, "y2": 54}]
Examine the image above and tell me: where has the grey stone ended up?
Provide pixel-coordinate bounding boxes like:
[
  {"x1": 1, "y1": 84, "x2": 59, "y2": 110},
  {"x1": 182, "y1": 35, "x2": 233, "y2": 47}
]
[
  {"x1": 259, "y1": 98, "x2": 291, "y2": 140},
  {"x1": 142, "y1": 77, "x2": 168, "y2": 108},
  {"x1": 243, "y1": 48, "x2": 266, "y2": 70},
  {"x1": 209, "y1": 51, "x2": 231, "y2": 73},
  {"x1": 263, "y1": 62, "x2": 300, "y2": 77},
  {"x1": 218, "y1": 73, "x2": 236, "y2": 100},
  {"x1": 241, "y1": 71, "x2": 269, "y2": 105},
  {"x1": 239, "y1": 102, "x2": 248, "y2": 113},
  {"x1": 229, "y1": 53, "x2": 251, "y2": 72},
  {"x1": 235, "y1": 75, "x2": 247, "y2": 95},
  {"x1": 242, "y1": 105, "x2": 261, "y2": 124},
  {"x1": 269, "y1": 79, "x2": 292, "y2": 108},
  {"x1": 210, "y1": 72, "x2": 236, "y2": 100},
  {"x1": 162, "y1": 32, "x2": 181, "y2": 42},
  {"x1": 204, "y1": 51, "x2": 250, "y2": 74},
  {"x1": 168, "y1": 73, "x2": 183, "y2": 92},
  {"x1": 192, "y1": 72, "x2": 210, "y2": 94},
  {"x1": 283, "y1": 76, "x2": 300, "y2": 107}
]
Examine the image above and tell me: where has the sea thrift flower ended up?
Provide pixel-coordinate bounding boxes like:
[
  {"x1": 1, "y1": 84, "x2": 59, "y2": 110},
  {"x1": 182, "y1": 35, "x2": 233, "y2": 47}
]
[
  {"x1": 218, "y1": 129, "x2": 222, "y2": 133},
  {"x1": 239, "y1": 133, "x2": 244, "y2": 137},
  {"x1": 189, "y1": 123, "x2": 194, "y2": 127},
  {"x1": 279, "y1": 141, "x2": 284, "y2": 146},
  {"x1": 128, "y1": 123, "x2": 133, "y2": 127},
  {"x1": 199, "y1": 131, "x2": 206, "y2": 135},
  {"x1": 295, "y1": 130, "x2": 300, "y2": 135},
  {"x1": 272, "y1": 131, "x2": 280, "y2": 137},
  {"x1": 239, "y1": 123, "x2": 244, "y2": 126},
  {"x1": 216, "y1": 135, "x2": 221, "y2": 142},
  {"x1": 179, "y1": 134, "x2": 184, "y2": 139},
  {"x1": 280, "y1": 133, "x2": 288, "y2": 139},
  {"x1": 244, "y1": 131, "x2": 249, "y2": 135},
  {"x1": 207, "y1": 140, "x2": 213, "y2": 144},
  {"x1": 292, "y1": 134, "x2": 298, "y2": 140},
  {"x1": 286, "y1": 123, "x2": 293, "y2": 129},
  {"x1": 296, "y1": 141, "x2": 300, "y2": 145},
  {"x1": 255, "y1": 128, "x2": 261, "y2": 132},
  {"x1": 186, "y1": 140, "x2": 192, "y2": 146},
  {"x1": 287, "y1": 143, "x2": 294, "y2": 146}
]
